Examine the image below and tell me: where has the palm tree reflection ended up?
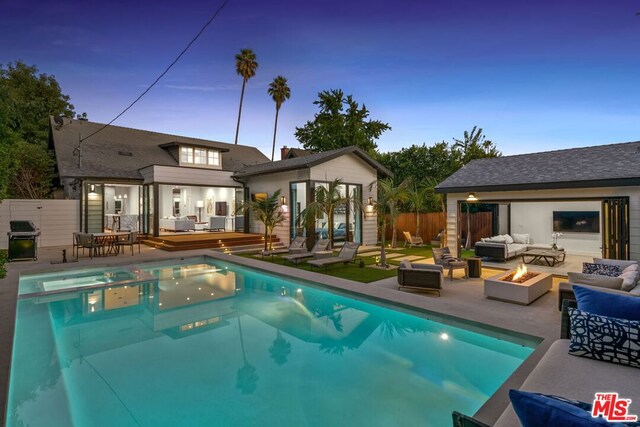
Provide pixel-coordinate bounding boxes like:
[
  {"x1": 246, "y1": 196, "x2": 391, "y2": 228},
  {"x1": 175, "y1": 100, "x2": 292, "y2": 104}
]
[
  {"x1": 269, "y1": 329, "x2": 291, "y2": 366},
  {"x1": 236, "y1": 317, "x2": 259, "y2": 394}
]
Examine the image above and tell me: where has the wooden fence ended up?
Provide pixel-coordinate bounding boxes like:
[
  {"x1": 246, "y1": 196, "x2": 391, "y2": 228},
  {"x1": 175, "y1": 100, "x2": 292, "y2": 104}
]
[
  {"x1": 384, "y1": 212, "x2": 446, "y2": 242},
  {"x1": 459, "y1": 211, "x2": 494, "y2": 246}
]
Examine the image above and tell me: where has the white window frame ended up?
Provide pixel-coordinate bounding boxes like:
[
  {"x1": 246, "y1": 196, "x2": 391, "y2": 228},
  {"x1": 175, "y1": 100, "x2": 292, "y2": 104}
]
[{"x1": 180, "y1": 146, "x2": 221, "y2": 168}]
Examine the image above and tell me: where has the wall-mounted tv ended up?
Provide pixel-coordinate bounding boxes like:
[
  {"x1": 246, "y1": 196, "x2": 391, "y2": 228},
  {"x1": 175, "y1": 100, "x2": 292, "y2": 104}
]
[{"x1": 553, "y1": 211, "x2": 600, "y2": 233}]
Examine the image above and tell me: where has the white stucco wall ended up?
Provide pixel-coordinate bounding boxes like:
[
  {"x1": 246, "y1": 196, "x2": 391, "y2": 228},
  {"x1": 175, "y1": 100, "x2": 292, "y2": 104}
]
[{"x1": 446, "y1": 187, "x2": 640, "y2": 261}]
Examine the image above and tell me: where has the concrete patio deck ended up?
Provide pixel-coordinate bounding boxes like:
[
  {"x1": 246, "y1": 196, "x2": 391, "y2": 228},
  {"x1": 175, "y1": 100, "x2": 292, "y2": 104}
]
[{"x1": 0, "y1": 244, "x2": 566, "y2": 425}]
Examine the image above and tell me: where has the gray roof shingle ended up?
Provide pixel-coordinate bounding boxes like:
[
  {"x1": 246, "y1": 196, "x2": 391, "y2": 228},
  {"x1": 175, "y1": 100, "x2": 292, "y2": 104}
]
[
  {"x1": 50, "y1": 117, "x2": 269, "y2": 180},
  {"x1": 233, "y1": 146, "x2": 392, "y2": 178},
  {"x1": 436, "y1": 141, "x2": 640, "y2": 193}
]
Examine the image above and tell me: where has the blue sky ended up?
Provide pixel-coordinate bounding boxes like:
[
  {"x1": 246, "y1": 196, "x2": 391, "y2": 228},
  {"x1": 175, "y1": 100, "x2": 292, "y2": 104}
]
[{"x1": 1, "y1": 0, "x2": 639, "y2": 157}]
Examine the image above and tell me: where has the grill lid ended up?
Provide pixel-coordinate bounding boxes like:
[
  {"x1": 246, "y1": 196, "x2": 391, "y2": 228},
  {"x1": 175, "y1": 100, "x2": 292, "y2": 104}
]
[{"x1": 9, "y1": 220, "x2": 37, "y2": 232}]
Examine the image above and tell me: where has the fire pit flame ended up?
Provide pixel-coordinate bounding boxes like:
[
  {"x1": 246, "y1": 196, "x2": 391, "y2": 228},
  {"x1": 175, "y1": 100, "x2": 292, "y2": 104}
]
[{"x1": 512, "y1": 263, "x2": 527, "y2": 281}]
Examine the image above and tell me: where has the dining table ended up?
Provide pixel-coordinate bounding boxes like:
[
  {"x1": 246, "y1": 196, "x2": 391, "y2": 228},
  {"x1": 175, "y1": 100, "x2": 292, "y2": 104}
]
[{"x1": 92, "y1": 232, "x2": 131, "y2": 256}]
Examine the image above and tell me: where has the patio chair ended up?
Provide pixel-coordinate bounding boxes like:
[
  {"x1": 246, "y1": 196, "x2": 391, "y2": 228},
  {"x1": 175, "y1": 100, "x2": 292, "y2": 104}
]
[
  {"x1": 261, "y1": 236, "x2": 306, "y2": 260},
  {"x1": 281, "y1": 239, "x2": 330, "y2": 265},
  {"x1": 75, "y1": 233, "x2": 101, "y2": 259},
  {"x1": 403, "y1": 231, "x2": 424, "y2": 247},
  {"x1": 433, "y1": 247, "x2": 468, "y2": 280},
  {"x1": 397, "y1": 259, "x2": 443, "y2": 295},
  {"x1": 307, "y1": 242, "x2": 360, "y2": 271},
  {"x1": 116, "y1": 231, "x2": 140, "y2": 256}
]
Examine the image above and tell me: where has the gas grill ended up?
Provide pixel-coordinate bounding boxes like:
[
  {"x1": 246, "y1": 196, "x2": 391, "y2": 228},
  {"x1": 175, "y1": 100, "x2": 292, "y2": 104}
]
[{"x1": 8, "y1": 220, "x2": 40, "y2": 261}]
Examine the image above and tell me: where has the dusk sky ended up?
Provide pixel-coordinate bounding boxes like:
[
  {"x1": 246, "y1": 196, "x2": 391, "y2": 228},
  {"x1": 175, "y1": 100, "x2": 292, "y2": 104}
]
[{"x1": 2, "y1": 1, "x2": 639, "y2": 157}]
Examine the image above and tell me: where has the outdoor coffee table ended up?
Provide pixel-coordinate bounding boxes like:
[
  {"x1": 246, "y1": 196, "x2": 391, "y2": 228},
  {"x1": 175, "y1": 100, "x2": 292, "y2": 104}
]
[{"x1": 521, "y1": 248, "x2": 566, "y2": 267}]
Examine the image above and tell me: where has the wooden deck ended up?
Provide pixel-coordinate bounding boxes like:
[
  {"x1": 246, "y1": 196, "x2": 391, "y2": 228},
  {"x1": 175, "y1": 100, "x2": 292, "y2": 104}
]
[{"x1": 142, "y1": 232, "x2": 280, "y2": 251}]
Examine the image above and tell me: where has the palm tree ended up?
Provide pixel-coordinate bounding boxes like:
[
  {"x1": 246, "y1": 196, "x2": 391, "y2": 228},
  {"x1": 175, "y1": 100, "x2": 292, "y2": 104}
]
[
  {"x1": 267, "y1": 76, "x2": 291, "y2": 161},
  {"x1": 406, "y1": 183, "x2": 429, "y2": 238},
  {"x1": 301, "y1": 178, "x2": 350, "y2": 249},
  {"x1": 234, "y1": 49, "x2": 258, "y2": 145},
  {"x1": 453, "y1": 126, "x2": 500, "y2": 165},
  {"x1": 368, "y1": 178, "x2": 410, "y2": 267},
  {"x1": 237, "y1": 189, "x2": 286, "y2": 252}
]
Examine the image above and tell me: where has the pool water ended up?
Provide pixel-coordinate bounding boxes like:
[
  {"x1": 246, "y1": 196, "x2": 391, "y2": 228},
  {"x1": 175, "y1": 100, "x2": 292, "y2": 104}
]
[{"x1": 7, "y1": 257, "x2": 537, "y2": 426}]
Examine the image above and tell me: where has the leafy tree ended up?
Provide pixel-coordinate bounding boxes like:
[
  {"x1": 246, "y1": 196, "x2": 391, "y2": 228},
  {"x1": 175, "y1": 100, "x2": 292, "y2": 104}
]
[
  {"x1": 452, "y1": 126, "x2": 501, "y2": 165},
  {"x1": 238, "y1": 189, "x2": 286, "y2": 252},
  {"x1": 267, "y1": 76, "x2": 291, "y2": 161},
  {"x1": 301, "y1": 178, "x2": 351, "y2": 249},
  {"x1": 233, "y1": 49, "x2": 258, "y2": 145},
  {"x1": 0, "y1": 61, "x2": 75, "y2": 144},
  {"x1": 369, "y1": 178, "x2": 410, "y2": 267},
  {"x1": 378, "y1": 142, "x2": 459, "y2": 188},
  {"x1": 0, "y1": 61, "x2": 79, "y2": 200},
  {"x1": 8, "y1": 141, "x2": 55, "y2": 198},
  {"x1": 294, "y1": 89, "x2": 390, "y2": 155}
]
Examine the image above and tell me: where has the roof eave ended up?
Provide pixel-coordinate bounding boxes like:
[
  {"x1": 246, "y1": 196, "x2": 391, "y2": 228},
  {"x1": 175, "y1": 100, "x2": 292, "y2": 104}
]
[{"x1": 435, "y1": 177, "x2": 640, "y2": 194}]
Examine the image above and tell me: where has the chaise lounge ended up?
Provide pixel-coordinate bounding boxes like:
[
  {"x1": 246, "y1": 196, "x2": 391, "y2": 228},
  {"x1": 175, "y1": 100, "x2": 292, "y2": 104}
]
[
  {"x1": 307, "y1": 242, "x2": 360, "y2": 271},
  {"x1": 282, "y1": 238, "x2": 330, "y2": 265}
]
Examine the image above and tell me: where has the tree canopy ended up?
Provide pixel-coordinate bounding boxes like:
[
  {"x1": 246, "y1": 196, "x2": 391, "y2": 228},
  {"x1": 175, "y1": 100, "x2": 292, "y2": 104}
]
[
  {"x1": 0, "y1": 61, "x2": 77, "y2": 199},
  {"x1": 294, "y1": 89, "x2": 390, "y2": 155}
]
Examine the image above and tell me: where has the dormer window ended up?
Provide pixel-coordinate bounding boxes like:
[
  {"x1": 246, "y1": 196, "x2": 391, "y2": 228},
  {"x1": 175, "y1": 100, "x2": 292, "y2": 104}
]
[{"x1": 180, "y1": 146, "x2": 221, "y2": 168}]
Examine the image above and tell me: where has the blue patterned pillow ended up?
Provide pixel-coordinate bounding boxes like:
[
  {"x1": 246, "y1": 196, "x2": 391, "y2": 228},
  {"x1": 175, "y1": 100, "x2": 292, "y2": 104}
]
[
  {"x1": 568, "y1": 307, "x2": 640, "y2": 369},
  {"x1": 582, "y1": 262, "x2": 621, "y2": 277}
]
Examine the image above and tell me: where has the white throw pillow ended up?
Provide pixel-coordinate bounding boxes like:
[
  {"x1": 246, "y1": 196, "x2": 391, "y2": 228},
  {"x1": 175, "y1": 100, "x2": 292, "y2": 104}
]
[
  {"x1": 504, "y1": 234, "x2": 514, "y2": 244},
  {"x1": 620, "y1": 271, "x2": 639, "y2": 292},
  {"x1": 489, "y1": 236, "x2": 507, "y2": 243},
  {"x1": 512, "y1": 233, "x2": 530, "y2": 244}
]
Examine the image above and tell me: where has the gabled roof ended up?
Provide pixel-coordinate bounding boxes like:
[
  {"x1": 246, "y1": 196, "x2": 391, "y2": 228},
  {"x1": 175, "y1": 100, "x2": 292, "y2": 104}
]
[
  {"x1": 49, "y1": 117, "x2": 269, "y2": 180},
  {"x1": 233, "y1": 146, "x2": 392, "y2": 178},
  {"x1": 435, "y1": 140, "x2": 640, "y2": 193}
]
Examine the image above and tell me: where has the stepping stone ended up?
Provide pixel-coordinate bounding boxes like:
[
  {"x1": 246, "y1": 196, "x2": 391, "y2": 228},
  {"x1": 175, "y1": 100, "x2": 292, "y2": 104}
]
[
  {"x1": 413, "y1": 258, "x2": 435, "y2": 264},
  {"x1": 395, "y1": 255, "x2": 425, "y2": 262},
  {"x1": 366, "y1": 264, "x2": 398, "y2": 270},
  {"x1": 358, "y1": 251, "x2": 381, "y2": 257},
  {"x1": 382, "y1": 253, "x2": 404, "y2": 259}
]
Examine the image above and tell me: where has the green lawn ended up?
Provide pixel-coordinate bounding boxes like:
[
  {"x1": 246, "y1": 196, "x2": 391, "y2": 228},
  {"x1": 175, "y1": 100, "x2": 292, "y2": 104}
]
[{"x1": 238, "y1": 244, "x2": 440, "y2": 283}]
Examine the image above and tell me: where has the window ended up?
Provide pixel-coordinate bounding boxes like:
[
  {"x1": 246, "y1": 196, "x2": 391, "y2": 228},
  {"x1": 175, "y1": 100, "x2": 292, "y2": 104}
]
[{"x1": 180, "y1": 146, "x2": 221, "y2": 168}]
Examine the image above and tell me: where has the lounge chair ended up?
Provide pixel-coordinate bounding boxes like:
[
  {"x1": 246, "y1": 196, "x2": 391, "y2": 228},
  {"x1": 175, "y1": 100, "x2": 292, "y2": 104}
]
[
  {"x1": 433, "y1": 247, "x2": 468, "y2": 280},
  {"x1": 307, "y1": 242, "x2": 360, "y2": 271},
  {"x1": 281, "y1": 239, "x2": 330, "y2": 265},
  {"x1": 397, "y1": 259, "x2": 443, "y2": 295},
  {"x1": 403, "y1": 231, "x2": 424, "y2": 247},
  {"x1": 261, "y1": 236, "x2": 306, "y2": 260}
]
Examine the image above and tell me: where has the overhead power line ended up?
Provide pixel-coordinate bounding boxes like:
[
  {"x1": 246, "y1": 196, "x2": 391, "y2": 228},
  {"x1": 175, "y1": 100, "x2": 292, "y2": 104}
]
[{"x1": 80, "y1": 0, "x2": 231, "y2": 143}]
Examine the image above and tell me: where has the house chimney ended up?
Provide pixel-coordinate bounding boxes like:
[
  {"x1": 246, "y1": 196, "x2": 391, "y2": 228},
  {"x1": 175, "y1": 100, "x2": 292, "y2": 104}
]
[{"x1": 281, "y1": 146, "x2": 290, "y2": 160}]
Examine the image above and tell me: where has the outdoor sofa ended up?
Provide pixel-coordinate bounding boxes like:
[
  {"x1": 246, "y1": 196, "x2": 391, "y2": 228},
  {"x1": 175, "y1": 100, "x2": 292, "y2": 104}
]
[
  {"x1": 558, "y1": 258, "x2": 640, "y2": 309},
  {"x1": 159, "y1": 216, "x2": 195, "y2": 232},
  {"x1": 453, "y1": 300, "x2": 640, "y2": 426},
  {"x1": 474, "y1": 233, "x2": 562, "y2": 262}
]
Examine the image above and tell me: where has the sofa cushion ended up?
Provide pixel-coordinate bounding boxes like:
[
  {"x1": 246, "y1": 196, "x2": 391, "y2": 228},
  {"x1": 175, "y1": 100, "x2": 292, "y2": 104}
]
[
  {"x1": 574, "y1": 285, "x2": 640, "y2": 321},
  {"x1": 567, "y1": 272, "x2": 623, "y2": 290},
  {"x1": 504, "y1": 234, "x2": 515, "y2": 244},
  {"x1": 487, "y1": 235, "x2": 507, "y2": 243},
  {"x1": 509, "y1": 390, "x2": 613, "y2": 427},
  {"x1": 582, "y1": 262, "x2": 621, "y2": 277},
  {"x1": 512, "y1": 233, "x2": 530, "y2": 244},
  {"x1": 568, "y1": 307, "x2": 640, "y2": 368}
]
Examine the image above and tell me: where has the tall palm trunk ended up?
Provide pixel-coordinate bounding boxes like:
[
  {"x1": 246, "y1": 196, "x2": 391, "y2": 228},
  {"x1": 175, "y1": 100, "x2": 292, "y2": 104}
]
[
  {"x1": 415, "y1": 210, "x2": 420, "y2": 237},
  {"x1": 380, "y1": 220, "x2": 387, "y2": 267},
  {"x1": 234, "y1": 78, "x2": 247, "y2": 145},
  {"x1": 465, "y1": 203, "x2": 472, "y2": 249},
  {"x1": 263, "y1": 224, "x2": 269, "y2": 252},
  {"x1": 327, "y1": 207, "x2": 334, "y2": 249},
  {"x1": 270, "y1": 107, "x2": 280, "y2": 161},
  {"x1": 391, "y1": 222, "x2": 397, "y2": 248}
]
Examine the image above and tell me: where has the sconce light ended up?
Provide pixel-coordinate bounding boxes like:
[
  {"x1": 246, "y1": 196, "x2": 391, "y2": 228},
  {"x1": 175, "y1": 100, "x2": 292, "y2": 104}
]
[
  {"x1": 466, "y1": 193, "x2": 478, "y2": 202},
  {"x1": 280, "y1": 195, "x2": 287, "y2": 206},
  {"x1": 365, "y1": 196, "x2": 375, "y2": 219},
  {"x1": 88, "y1": 184, "x2": 97, "y2": 196}
]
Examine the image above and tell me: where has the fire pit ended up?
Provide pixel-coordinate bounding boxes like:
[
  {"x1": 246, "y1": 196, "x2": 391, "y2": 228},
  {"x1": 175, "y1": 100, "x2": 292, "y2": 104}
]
[{"x1": 484, "y1": 264, "x2": 552, "y2": 305}]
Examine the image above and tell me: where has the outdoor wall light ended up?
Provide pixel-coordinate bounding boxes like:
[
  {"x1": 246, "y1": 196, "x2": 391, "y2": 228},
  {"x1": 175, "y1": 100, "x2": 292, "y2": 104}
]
[
  {"x1": 280, "y1": 195, "x2": 287, "y2": 206},
  {"x1": 364, "y1": 196, "x2": 375, "y2": 219},
  {"x1": 466, "y1": 193, "x2": 478, "y2": 202},
  {"x1": 88, "y1": 184, "x2": 97, "y2": 196}
]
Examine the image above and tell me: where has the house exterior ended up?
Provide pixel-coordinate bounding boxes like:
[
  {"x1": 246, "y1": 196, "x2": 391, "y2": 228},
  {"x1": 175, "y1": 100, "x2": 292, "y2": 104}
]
[
  {"x1": 435, "y1": 141, "x2": 640, "y2": 261},
  {"x1": 49, "y1": 117, "x2": 388, "y2": 245}
]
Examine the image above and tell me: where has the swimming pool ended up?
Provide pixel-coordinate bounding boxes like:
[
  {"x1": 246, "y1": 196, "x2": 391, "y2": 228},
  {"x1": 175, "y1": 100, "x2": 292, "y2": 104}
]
[{"x1": 7, "y1": 256, "x2": 538, "y2": 426}]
